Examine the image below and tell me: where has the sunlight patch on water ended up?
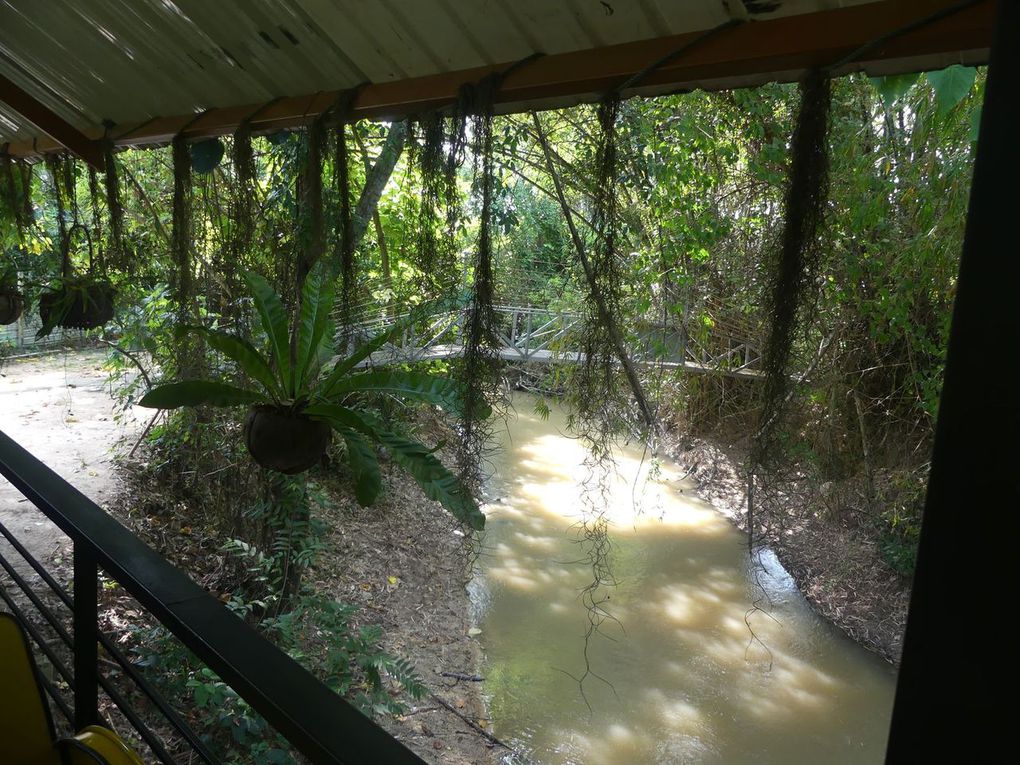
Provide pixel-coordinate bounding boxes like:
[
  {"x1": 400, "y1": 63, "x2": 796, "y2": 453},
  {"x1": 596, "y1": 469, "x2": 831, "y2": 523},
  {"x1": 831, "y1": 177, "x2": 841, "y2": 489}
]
[{"x1": 476, "y1": 395, "x2": 897, "y2": 765}]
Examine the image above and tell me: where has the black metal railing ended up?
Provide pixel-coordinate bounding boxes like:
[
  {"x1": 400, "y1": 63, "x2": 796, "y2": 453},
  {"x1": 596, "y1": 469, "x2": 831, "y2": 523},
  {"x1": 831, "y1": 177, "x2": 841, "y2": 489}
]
[{"x1": 0, "y1": 428, "x2": 426, "y2": 765}]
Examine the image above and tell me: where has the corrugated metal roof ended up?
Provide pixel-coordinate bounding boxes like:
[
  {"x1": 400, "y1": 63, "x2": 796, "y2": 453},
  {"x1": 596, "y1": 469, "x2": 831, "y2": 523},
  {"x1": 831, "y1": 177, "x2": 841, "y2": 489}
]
[{"x1": 0, "y1": 0, "x2": 883, "y2": 145}]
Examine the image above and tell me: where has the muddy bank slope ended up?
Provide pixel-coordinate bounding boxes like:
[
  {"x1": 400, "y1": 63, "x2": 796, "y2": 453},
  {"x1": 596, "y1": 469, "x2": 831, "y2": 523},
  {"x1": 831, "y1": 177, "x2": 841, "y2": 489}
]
[{"x1": 670, "y1": 435, "x2": 910, "y2": 665}]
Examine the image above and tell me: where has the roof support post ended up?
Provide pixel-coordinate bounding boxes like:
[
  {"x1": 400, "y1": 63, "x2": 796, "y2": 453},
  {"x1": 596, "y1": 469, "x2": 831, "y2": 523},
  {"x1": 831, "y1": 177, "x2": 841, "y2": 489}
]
[
  {"x1": 886, "y1": 1, "x2": 1017, "y2": 760},
  {"x1": 0, "y1": 73, "x2": 104, "y2": 169}
]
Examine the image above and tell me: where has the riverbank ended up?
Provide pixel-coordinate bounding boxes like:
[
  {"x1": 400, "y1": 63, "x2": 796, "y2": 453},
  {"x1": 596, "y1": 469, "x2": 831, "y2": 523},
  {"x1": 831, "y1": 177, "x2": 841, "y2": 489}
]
[
  {"x1": 668, "y1": 434, "x2": 910, "y2": 665},
  {"x1": 308, "y1": 422, "x2": 501, "y2": 765},
  {"x1": 113, "y1": 410, "x2": 500, "y2": 765}
]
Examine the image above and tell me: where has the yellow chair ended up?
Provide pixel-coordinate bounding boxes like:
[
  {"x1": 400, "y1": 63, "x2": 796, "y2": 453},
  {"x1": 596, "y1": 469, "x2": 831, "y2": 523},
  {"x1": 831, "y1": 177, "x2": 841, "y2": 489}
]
[{"x1": 0, "y1": 612, "x2": 145, "y2": 765}]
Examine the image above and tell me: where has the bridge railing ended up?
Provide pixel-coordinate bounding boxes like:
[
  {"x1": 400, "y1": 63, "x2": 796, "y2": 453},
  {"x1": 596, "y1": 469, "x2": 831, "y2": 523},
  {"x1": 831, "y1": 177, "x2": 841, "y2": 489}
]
[{"x1": 339, "y1": 304, "x2": 762, "y2": 374}]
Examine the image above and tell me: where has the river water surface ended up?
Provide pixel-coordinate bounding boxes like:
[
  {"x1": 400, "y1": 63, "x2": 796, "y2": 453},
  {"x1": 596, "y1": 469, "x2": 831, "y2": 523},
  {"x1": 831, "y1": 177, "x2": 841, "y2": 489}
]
[{"x1": 471, "y1": 395, "x2": 897, "y2": 764}]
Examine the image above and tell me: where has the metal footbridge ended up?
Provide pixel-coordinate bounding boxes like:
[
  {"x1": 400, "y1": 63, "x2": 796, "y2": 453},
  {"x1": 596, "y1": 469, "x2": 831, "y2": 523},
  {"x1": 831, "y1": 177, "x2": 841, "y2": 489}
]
[{"x1": 342, "y1": 305, "x2": 764, "y2": 379}]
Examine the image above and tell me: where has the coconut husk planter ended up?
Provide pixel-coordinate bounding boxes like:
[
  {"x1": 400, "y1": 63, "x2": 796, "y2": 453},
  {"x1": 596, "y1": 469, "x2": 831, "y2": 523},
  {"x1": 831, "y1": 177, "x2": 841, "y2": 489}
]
[
  {"x1": 38, "y1": 278, "x2": 116, "y2": 330},
  {"x1": 37, "y1": 223, "x2": 116, "y2": 335},
  {"x1": 0, "y1": 286, "x2": 24, "y2": 325},
  {"x1": 243, "y1": 405, "x2": 333, "y2": 474}
]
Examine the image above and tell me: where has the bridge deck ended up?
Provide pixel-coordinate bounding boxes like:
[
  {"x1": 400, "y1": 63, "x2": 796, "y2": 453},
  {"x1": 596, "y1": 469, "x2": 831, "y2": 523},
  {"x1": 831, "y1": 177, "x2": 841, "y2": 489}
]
[
  {"x1": 353, "y1": 344, "x2": 765, "y2": 379},
  {"x1": 340, "y1": 304, "x2": 764, "y2": 380}
]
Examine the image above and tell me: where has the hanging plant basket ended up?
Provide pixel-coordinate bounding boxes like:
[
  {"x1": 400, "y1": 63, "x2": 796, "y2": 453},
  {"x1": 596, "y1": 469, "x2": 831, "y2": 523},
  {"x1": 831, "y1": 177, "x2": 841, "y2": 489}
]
[
  {"x1": 243, "y1": 405, "x2": 333, "y2": 474},
  {"x1": 0, "y1": 286, "x2": 24, "y2": 325},
  {"x1": 37, "y1": 223, "x2": 116, "y2": 335},
  {"x1": 38, "y1": 277, "x2": 116, "y2": 331}
]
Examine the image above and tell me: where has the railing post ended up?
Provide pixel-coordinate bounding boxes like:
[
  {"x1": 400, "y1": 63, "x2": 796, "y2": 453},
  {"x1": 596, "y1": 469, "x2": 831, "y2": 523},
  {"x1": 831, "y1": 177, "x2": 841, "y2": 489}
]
[{"x1": 73, "y1": 544, "x2": 100, "y2": 730}]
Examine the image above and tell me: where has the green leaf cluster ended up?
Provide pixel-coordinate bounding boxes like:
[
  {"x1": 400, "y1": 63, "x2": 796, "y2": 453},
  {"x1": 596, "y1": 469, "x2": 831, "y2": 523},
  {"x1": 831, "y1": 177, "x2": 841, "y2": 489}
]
[
  {"x1": 130, "y1": 589, "x2": 424, "y2": 764},
  {"x1": 139, "y1": 269, "x2": 484, "y2": 528}
]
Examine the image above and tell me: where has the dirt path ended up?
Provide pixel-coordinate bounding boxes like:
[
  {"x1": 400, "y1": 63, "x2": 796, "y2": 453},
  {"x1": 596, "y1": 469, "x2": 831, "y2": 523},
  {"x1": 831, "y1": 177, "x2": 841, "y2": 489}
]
[{"x1": 0, "y1": 349, "x2": 143, "y2": 580}]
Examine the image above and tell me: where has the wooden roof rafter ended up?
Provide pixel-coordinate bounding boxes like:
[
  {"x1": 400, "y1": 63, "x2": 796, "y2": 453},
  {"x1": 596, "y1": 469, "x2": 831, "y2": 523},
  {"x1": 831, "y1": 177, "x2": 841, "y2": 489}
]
[
  {"x1": 0, "y1": 0, "x2": 995, "y2": 162},
  {"x1": 0, "y1": 71, "x2": 104, "y2": 169}
]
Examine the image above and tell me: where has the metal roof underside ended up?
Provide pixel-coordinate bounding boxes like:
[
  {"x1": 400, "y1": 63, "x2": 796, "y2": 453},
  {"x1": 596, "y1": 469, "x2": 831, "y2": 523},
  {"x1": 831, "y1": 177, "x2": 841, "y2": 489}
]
[{"x1": 0, "y1": 0, "x2": 994, "y2": 155}]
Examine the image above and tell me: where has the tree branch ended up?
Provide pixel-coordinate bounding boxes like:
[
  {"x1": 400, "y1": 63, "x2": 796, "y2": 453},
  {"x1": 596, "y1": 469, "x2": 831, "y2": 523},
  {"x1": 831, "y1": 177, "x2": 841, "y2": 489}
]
[{"x1": 530, "y1": 111, "x2": 657, "y2": 431}]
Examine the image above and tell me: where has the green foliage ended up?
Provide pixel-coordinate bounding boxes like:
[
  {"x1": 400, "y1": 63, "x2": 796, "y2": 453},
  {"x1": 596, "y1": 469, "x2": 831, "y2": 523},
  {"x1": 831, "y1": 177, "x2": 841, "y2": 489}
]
[
  {"x1": 139, "y1": 379, "x2": 265, "y2": 408},
  {"x1": 925, "y1": 65, "x2": 977, "y2": 115},
  {"x1": 289, "y1": 596, "x2": 427, "y2": 714},
  {"x1": 870, "y1": 73, "x2": 919, "y2": 108},
  {"x1": 125, "y1": 467, "x2": 424, "y2": 763},
  {"x1": 3, "y1": 70, "x2": 971, "y2": 714},
  {"x1": 131, "y1": 591, "x2": 424, "y2": 764},
  {"x1": 245, "y1": 270, "x2": 296, "y2": 394},
  {"x1": 341, "y1": 429, "x2": 383, "y2": 506},
  {"x1": 305, "y1": 403, "x2": 483, "y2": 529},
  {"x1": 874, "y1": 469, "x2": 926, "y2": 577},
  {"x1": 878, "y1": 523, "x2": 919, "y2": 578}
]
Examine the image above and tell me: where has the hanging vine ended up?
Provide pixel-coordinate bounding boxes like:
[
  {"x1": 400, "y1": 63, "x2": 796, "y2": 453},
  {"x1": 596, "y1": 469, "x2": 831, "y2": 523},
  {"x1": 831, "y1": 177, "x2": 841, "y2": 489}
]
[
  {"x1": 231, "y1": 119, "x2": 257, "y2": 258},
  {"x1": 413, "y1": 111, "x2": 457, "y2": 295},
  {"x1": 445, "y1": 98, "x2": 470, "y2": 258},
  {"x1": 329, "y1": 101, "x2": 356, "y2": 333},
  {"x1": 530, "y1": 96, "x2": 662, "y2": 703},
  {"x1": 334, "y1": 121, "x2": 355, "y2": 326},
  {"x1": 574, "y1": 97, "x2": 630, "y2": 699},
  {"x1": 219, "y1": 117, "x2": 264, "y2": 320},
  {"x1": 297, "y1": 115, "x2": 326, "y2": 291},
  {"x1": 169, "y1": 133, "x2": 205, "y2": 377},
  {"x1": 88, "y1": 166, "x2": 107, "y2": 275},
  {"x1": 44, "y1": 154, "x2": 74, "y2": 278},
  {"x1": 171, "y1": 136, "x2": 193, "y2": 317},
  {"x1": 453, "y1": 77, "x2": 504, "y2": 489},
  {"x1": 747, "y1": 71, "x2": 833, "y2": 549},
  {"x1": 579, "y1": 97, "x2": 627, "y2": 448},
  {"x1": 1, "y1": 151, "x2": 34, "y2": 241},
  {"x1": 101, "y1": 134, "x2": 126, "y2": 273}
]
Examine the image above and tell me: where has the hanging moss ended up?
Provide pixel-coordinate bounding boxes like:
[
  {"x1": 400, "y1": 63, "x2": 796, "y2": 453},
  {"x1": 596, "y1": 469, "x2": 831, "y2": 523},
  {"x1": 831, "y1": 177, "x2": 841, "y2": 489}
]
[
  {"x1": 171, "y1": 135, "x2": 193, "y2": 322},
  {"x1": 297, "y1": 116, "x2": 326, "y2": 291},
  {"x1": 231, "y1": 120, "x2": 256, "y2": 256},
  {"x1": 573, "y1": 97, "x2": 628, "y2": 689},
  {"x1": 444, "y1": 99, "x2": 471, "y2": 255},
  {"x1": 45, "y1": 154, "x2": 73, "y2": 277},
  {"x1": 217, "y1": 120, "x2": 258, "y2": 318},
  {"x1": 101, "y1": 138, "x2": 126, "y2": 272},
  {"x1": 454, "y1": 77, "x2": 504, "y2": 487},
  {"x1": 18, "y1": 161, "x2": 33, "y2": 232},
  {"x1": 1, "y1": 152, "x2": 16, "y2": 226},
  {"x1": 1, "y1": 152, "x2": 33, "y2": 240},
  {"x1": 325, "y1": 87, "x2": 367, "y2": 334},
  {"x1": 748, "y1": 71, "x2": 832, "y2": 543},
  {"x1": 87, "y1": 166, "x2": 106, "y2": 275},
  {"x1": 413, "y1": 112, "x2": 456, "y2": 294},
  {"x1": 331, "y1": 120, "x2": 355, "y2": 330},
  {"x1": 33, "y1": 156, "x2": 119, "y2": 337},
  {"x1": 577, "y1": 96, "x2": 627, "y2": 456}
]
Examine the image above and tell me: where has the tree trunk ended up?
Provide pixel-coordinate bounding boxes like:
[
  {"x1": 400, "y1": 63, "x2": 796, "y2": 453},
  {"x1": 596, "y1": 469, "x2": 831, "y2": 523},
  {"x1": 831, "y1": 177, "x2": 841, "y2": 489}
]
[
  {"x1": 530, "y1": 112, "x2": 657, "y2": 432},
  {"x1": 350, "y1": 120, "x2": 407, "y2": 257}
]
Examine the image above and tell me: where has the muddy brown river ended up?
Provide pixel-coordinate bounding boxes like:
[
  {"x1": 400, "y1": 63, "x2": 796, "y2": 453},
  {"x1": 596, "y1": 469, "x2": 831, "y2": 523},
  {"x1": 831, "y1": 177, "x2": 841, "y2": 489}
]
[{"x1": 471, "y1": 395, "x2": 897, "y2": 764}]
